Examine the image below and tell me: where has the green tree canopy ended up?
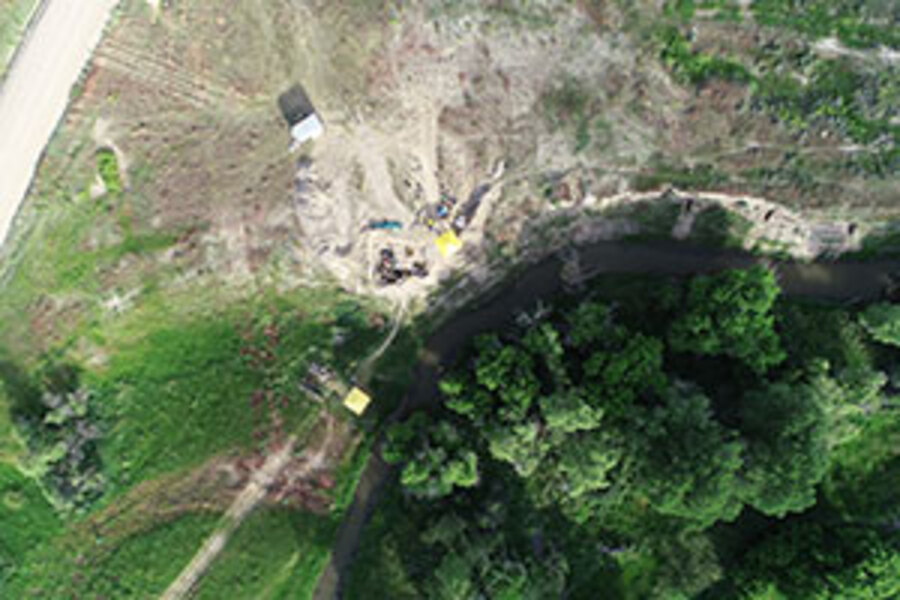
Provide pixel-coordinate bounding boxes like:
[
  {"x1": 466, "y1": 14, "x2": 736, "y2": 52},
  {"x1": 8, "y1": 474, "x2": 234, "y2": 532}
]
[
  {"x1": 384, "y1": 413, "x2": 479, "y2": 499},
  {"x1": 860, "y1": 302, "x2": 900, "y2": 347},
  {"x1": 739, "y1": 380, "x2": 831, "y2": 517},
  {"x1": 420, "y1": 504, "x2": 569, "y2": 600},
  {"x1": 669, "y1": 266, "x2": 785, "y2": 374},
  {"x1": 633, "y1": 385, "x2": 744, "y2": 527}
]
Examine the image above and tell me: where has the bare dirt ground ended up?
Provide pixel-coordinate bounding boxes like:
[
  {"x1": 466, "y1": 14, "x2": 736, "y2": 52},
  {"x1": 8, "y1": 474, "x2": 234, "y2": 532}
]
[
  {"x1": 0, "y1": 0, "x2": 119, "y2": 246},
  {"x1": 286, "y1": 2, "x2": 883, "y2": 309},
  {"x1": 6, "y1": 0, "x2": 897, "y2": 357}
]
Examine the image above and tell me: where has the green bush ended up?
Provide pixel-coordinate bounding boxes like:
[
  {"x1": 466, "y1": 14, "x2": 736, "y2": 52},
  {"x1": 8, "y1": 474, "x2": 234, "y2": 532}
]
[
  {"x1": 96, "y1": 149, "x2": 122, "y2": 195},
  {"x1": 751, "y1": 0, "x2": 900, "y2": 50},
  {"x1": 658, "y1": 26, "x2": 752, "y2": 86}
]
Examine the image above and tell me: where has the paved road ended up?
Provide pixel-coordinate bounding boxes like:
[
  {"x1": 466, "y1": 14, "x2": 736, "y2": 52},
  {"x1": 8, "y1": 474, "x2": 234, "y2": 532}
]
[{"x1": 0, "y1": 0, "x2": 119, "y2": 247}]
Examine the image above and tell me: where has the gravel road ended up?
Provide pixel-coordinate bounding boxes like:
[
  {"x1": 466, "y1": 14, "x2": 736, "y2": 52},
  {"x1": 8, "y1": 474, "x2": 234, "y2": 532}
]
[{"x1": 0, "y1": 0, "x2": 119, "y2": 247}]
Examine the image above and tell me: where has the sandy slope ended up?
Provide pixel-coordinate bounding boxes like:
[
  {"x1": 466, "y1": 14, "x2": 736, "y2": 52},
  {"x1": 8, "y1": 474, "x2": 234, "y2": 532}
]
[{"x1": 0, "y1": 0, "x2": 119, "y2": 247}]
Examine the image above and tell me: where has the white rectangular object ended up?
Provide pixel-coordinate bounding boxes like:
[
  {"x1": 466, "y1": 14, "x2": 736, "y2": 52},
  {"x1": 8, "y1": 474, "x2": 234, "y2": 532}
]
[{"x1": 290, "y1": 113, "x2": 324, "y2": 144}]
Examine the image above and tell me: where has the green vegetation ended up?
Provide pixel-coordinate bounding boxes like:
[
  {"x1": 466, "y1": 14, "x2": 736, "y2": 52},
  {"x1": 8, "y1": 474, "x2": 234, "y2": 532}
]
[
  {"x1": 0, "y1": 283, "x2": 394, "y2": 594},
  {"x1": 860, "y1": 302, "x2": 900, "y2": 347},
  {"x1": 615, "y1": 199, "x2": 682, "y2": 241},
  {"x1": 0, "y1": 295, "x2": 371, "y2": 507},
  {"x1": 0, "y1": 464, "x2": 60, "y2": 583},
  {"x1": 96, "y1": 149, "x2": 123, "y2": 196},
  {"x1": 2, "y1": 511, "x2": 220, "y2": 598},
  {"x1": 653, "y1": 1, "x2": 899, "y2": 183},
  {"x1": 751, "y1": 60, "x2": 899, "y2": 175},
  {"x1": 664, "y1": 0, "x2": 743, "y2": 23},
  {"x1": 689, "y1": 206, "x2": 752, "y2": 248},
  {"x1": 0, "y1": 0, "x2": 38, "y2": 75},
  {"x1": 384, "y1": 412, "x2": 479, "y2": 499},
  {"x1": 194, "y1": 509, "x2": 337, "y2": 600},
  {"x1": 751, "y1": 0, "x2": 900, "y2": 49},
  {"x1": 669, "y1": 266, "x2": 784, "y2": 373},
  {"x1": 350, "y1": 267, "x2": 900, "y2": 598},
  {"x1": 658, "y1": 26, "x2": 752, "y2": 85}
]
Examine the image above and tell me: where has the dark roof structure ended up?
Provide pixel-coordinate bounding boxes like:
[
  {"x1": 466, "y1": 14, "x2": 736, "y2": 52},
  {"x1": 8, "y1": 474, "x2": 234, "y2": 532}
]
[{"x1": 278, "y1": 84, "x2": 316, "y2": 127}]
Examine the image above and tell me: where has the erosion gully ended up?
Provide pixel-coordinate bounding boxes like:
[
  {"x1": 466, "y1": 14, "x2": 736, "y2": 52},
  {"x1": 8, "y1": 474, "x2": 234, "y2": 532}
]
[{"x1": 313, "y1": 240, "x2": 900, "y2": 599}]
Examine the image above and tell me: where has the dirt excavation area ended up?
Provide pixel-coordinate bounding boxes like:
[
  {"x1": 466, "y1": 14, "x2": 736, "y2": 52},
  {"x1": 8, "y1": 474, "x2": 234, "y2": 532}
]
[{"x1": 14, "y1": 0, "x2": 894, "y2": 343}]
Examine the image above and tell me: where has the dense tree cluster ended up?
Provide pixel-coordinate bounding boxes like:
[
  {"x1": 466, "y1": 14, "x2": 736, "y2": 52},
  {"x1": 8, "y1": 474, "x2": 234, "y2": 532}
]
[
  {"x1": 367, "y1": 267, "x2": 900, "y2": 598},
  {"x1": 1, "y1": 360, "x2": 105, "y2": 511}
]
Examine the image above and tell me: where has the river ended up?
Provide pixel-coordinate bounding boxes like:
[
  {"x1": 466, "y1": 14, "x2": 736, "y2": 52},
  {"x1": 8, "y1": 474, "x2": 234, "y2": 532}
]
[{"x1": 313, "y1": 240, "x2": 900, "y2": 599}]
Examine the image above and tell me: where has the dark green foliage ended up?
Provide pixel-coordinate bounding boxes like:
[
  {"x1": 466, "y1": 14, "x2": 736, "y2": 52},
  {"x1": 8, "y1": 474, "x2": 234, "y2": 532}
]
[
  {"x1": 357, "y1": 269, "x2": 900, "y2": 599},
  {"x1": 2, "y1": 360, "x2": 105, "y2": 511},
  {"x1": 434, "y1": 302, "x2": 674, "y2": 522},
  {"x1": 750, "y1": 60, "x2": 899, "y2": 173},
  {"x1": 658, "y1": 26, "x2": 752, "y2": 85},
  {"x1": 739, "y1": 380, "x2": 831, "y2": 517},
  {"x1": 582, "y1": 332, "x2": 666, "y2": 415},
  {"x1": 384, "y1": 413, "x2": 478, "y2": 499},
  {"x1": 860, "y1": 302, "x2": 900, "y2": 347},
  {"x1": 689, "y1": 206, "x2": 752, "y2": 249},
  {"x1": 751, "y1": 0, "x2": 900, "y2": 49},
  {"x1": 634, "y1": 385, "x2": 744, "y2": 527},
  {"x1": 651, "y1": 532, "x2": 723, "y2": 599},
  {"x1": 419, "y1": 506, "x2": 569, "y2": 600},
  {"x1": 753, "y1": 60, "x2": 896, "y2": 144},
  {"x1": 669, "y1": 266, "x2": 785, "y2": 373},
  {"x1": 724, "y1": 507, "x2": 900, "y2": 599}
]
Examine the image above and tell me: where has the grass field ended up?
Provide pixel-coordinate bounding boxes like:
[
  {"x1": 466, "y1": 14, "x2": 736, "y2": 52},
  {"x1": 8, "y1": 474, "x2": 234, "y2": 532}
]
[
  {"x1": 194, "y1": 508, "x2": 336, "y2": 600},
  {"x1": 190, "y1": 428, "x2": 374, "y2": 600},
  {"x1": 92, "y1": 299, "x2": 336, "y2": 492},
  {"x1": 0, "y1": 464, "x2": 59, "y2": 582},
  {"x1": 0, "y1": 0, "x2": 38, "y2": 76},
  {"x1": 3, "y1": 510, "x2": 221, "y2": 598},
  {"x1": 0, "y1": 290, "x2": 389, "y2": 595}
]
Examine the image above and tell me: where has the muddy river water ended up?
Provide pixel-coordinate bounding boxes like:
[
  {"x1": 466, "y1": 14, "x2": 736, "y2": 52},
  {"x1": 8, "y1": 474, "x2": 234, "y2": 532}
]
[{"x1": 313, "y1": 240, "x2": 900, "y2": 599}]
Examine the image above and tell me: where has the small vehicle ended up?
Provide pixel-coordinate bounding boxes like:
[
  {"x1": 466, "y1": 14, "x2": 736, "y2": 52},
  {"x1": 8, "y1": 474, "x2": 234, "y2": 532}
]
[{"x1": 364, "y1": 219, "x2": 403, "y2": 232}]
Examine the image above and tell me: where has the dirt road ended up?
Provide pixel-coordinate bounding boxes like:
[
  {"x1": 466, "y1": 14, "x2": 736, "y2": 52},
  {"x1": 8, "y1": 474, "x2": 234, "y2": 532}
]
[
  {"x1": 161, "y1": 413, "x2": 342, "y2": 600},
  {"x1": 160, "y1": 435, "x2": 302, "y2": 600},
  {"x1": 0, "y1": 0, "x2": 119, "y2": 247}
]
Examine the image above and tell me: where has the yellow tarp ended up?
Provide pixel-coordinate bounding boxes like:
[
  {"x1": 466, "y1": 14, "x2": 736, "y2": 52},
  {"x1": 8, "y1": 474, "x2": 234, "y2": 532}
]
[
  {"x1": 343, "y1": 387, "x2": 372, "y2": 416},
  {"x1": 435, "y1": 230, "x2": 463, "y2": 257}
]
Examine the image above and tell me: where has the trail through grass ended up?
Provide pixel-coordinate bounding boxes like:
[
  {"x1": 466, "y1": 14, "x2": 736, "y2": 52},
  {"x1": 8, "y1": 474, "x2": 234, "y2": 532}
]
[{"x1": 3, "y1": 510, "x2": 220, "y2": 598}]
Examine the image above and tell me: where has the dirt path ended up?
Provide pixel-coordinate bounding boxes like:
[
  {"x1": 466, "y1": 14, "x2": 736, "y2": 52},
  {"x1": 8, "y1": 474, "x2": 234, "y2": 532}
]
[
  {"x1": 0, "y1": 0, "x2": 119, "y2": 248},
  {"x1": 813, "y1": 36, "x2": 900, "y2": 66},
  {"x1": 160, "y1": 414, "x2": 340, "y2": 600},
  {"x1": 159, "y1": 434, "x2": 301, "y2": 600},
  {"x1": 355, "y1": 300, "x2": 406, "y2": 385}
]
